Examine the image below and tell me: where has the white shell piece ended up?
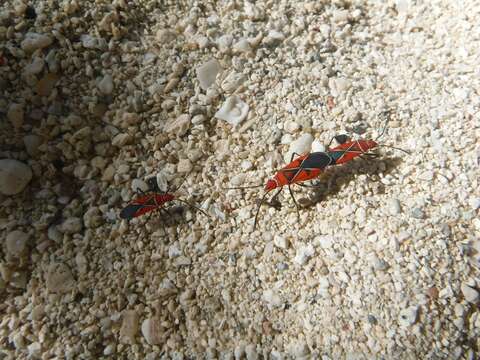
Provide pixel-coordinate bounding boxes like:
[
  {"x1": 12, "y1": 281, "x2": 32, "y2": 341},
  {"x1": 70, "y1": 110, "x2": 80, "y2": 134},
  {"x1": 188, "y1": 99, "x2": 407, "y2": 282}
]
[
  {"x1": 196, "y1": 59, "x2": 221, "y2": 90},
  {"x1": 214, "y1": 95, "x2": 249, "y2": 126},
  {"x1": 285, "y1": 133, "x2": 314, "y2": 162}
]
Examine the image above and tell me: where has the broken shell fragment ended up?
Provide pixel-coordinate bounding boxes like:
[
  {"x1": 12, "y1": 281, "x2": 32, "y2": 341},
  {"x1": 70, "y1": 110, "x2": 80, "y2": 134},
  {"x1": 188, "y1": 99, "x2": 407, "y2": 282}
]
[
  {"x1": 214, "y1": 95, "x2": 249, "y2": 127},
  {"x1": 196, "y1": 59, "x2": 221, "y2": 90},
  {"x1": 221, "y1": 72, "x2": 246, "y2": 93}
]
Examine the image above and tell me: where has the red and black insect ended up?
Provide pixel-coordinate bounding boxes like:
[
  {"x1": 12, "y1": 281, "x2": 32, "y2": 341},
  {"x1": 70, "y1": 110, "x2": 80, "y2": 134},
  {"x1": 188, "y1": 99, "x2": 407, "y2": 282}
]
[
  {"x1": 325, "y1": 121, "x2": 410, "y2": 166},
  {"x1": 120, "y1": 177, "x2": 207, "y2": 221},
  {"x1": 230, "y1": 151, "x2": 334, "y2": 230}
]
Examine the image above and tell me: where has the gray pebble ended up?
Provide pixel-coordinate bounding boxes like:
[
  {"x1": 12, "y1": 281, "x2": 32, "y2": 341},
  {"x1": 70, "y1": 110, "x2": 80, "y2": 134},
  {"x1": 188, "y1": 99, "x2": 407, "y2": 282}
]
[{"x1": 411, "y1": 208, "x2": 424, "y2": 219}]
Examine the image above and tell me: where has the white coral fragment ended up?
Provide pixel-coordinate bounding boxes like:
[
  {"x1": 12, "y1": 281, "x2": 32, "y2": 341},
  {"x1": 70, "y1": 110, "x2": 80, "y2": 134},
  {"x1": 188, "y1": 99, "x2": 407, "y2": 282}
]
[{"x1": 214, "y1": 95, "x2": 249, "y2": 126}]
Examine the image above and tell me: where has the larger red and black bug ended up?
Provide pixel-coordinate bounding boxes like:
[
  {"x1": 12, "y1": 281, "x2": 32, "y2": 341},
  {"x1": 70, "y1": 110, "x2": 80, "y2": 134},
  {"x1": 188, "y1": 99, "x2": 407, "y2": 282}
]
[{"x1": 229, "y1": 151, "x2": 334, "y2": 230}]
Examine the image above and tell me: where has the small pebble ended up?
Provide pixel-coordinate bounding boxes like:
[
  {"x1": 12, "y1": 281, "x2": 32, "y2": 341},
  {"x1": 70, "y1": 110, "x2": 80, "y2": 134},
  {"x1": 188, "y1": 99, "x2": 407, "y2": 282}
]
[
  {"x1": 233, "y1": 38, "x2": 251, "y2": 53},
  {"x1": 262, "y1": 289, "x2": 283, "y2": 308},
  {"x1": 461, "y1": 283, "x2": 479, "y2": 304},
  {"x1": 294, "y1": 244, "x2": 315, "y2": 265},
  {"x1": 398, "y1": 306, "x2": 418, "y2": 327},
  {"x1": 156, "y1": 29, "x2": 176, "y2": 43},
  {"x1": 0, "y1": 159, "x2": 33, "y2": 195},
  {"x1": 103, "y1": 345, "x2": 115, "y2": 356},
  {"x1": 36, "y1": 73, "x2": 59, "y2": 96},
  {"x1": 426, "y1": 287, "x2": 439, "y2": 299},
  {"x1": 264, "y1": 30, "x2": 285, "y2": 45},
  {"x1": 388, "y1": 199, "x2": 401, "y2": 215},
  {"x1": 7, "y1": 103, "x2": 25, "y2": 128},
  {"x1": 311, "y1": 140, "x2": 325, "y2": 152},
  {"x1": 120, "y1": 310, "x2": 139, "y2": 344},
  {"x1": 316, "y1": 235, "x2": 333, "y2": 249},
  {"x1": 141, "y1": 317, "x2": 164, "y2": 345},
  {"x1": 329, "y1": 77, "x2": 351, "y2": 96},
  {"x1": 221, "y1": 72, "x2": 246, "y2": 93},
  {"x1": 469, "y1": 197, "x2": 480, "y2": 210},
  {"x1": 217, "y1": 34, "x2": 233, "y2": 52},
  {"x1": 284, "y1": 120, "x2": 300, "y2": 134},
  {"x1": 21, "y1": 33, "x2": 52, "y2": 52},
  {"x1": 286, "y1": 133, "x2": 314, "y2": 162},
  {"x1": 23, "y1": 135, "x2": 43, "y2": 156},
  {"x1": 411, "y1": 208, "x2": 425, "y2": 219},
  {"x1": 59, "y1": 217, "x2": 83, "y2": 234},
  {"x1": 28, "y1": 342, "x2": 42, "y2": 358},
  {"x1": 81, "y1": 34, "x2": 104, "y2": 49},
  {"x1": 240, "y1": 160, "x2": 252, "y2": 171},
  {"x1": 245, "y1": 344, "x2": 258, "y2": 360},
  {"x1": 46, "y1": 263, "x2": 75, "y2": 293},
  {"x1": 6, "y1": 230, "x2": 29, "y2": 256},
  {"x1": 273, "y1": 235, "x2": 288, "y2": 249},
  {"x1": 24, "y1": 56, "x2": 45, "y2": 76},
  {"x1": 98, "y1": 74, "x2": 114, "y2": 95},
  {"x1": 112, "y1": 133, "x2": 131, "y2": 147},
  {"x1": 177, "y1": 159, "x2": 193, "y2": 173},
  {"x1": 164, "y1": 114, "x2": 191, "y2": 136}
]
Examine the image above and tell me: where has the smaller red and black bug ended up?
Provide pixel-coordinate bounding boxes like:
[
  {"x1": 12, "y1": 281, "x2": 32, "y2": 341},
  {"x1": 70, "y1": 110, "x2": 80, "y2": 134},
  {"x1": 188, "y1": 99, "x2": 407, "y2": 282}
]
[
  {"x1": 325, "y1": 119, "x2": 410, "y2": 166},
  {"x1": 120, "y1": 177, "x2": 208, "y2": 221}
]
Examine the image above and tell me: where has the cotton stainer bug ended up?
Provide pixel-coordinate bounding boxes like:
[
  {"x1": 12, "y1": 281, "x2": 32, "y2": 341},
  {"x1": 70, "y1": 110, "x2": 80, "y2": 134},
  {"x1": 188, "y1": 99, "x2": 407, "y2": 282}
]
[
  {"x1": 325, "y1": 119, "x2": 410, "y2": 166},
  {"x1": 119, "y1": 177, "x2": 208, "y2": 221},
  {"x1": 229, "y1": 151, "x2": 335, "y2": 230}
]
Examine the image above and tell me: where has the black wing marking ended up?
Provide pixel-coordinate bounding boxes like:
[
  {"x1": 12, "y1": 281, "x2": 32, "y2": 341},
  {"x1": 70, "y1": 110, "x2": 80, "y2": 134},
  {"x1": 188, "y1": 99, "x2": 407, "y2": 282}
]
[
  {"x1": 299, "y1": 152, "x2": 333, "y2": 169},
  {"x1": 120, "y1": 204, "x2": 145, "y2": 219}
]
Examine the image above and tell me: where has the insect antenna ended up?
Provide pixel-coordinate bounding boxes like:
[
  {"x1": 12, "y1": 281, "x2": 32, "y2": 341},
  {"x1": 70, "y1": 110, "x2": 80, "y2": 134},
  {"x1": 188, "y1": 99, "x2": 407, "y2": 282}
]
[
  {"x1": 171, "y1": 175, "x2": 189, "y2": 193},
  {"x1": 374, "y1": 116, "x2": 391, "y2": 141},
  {"x1": 225, "y1": 184, "x2": 264, "y2": 190},
  {"x1": 374, "y1": 112, "x2": 410, "y2": 155},
  {"x1": 376, "y1": 144, "x2": 411, "y2": 155}
]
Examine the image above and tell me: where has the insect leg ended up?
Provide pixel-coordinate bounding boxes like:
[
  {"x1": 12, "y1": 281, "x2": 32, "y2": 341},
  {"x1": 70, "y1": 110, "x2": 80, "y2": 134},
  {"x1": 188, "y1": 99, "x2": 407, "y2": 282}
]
[
  {"x1": 253, "y1": 190, "x2": 273, "y2": 231},
  {"x1": 267, "y1": 187, "x2": 283, "y2": 210},
  {"x1": 327, "y1": 134, "x2": 350, "y2": 150},
  {"x1": 135, "y1": 187, "x2": 147, "y2": 196},
  {"x1": 359, "y1": 152, "x2": 380, "y2": 160},
  {"x1": 297, "y1": 182, "x2": 324, "y2": 189},
  {"x1": 290, "y1": 152, "x2": 303, "y2": 162},
  {"x1": 146, "y1": 210, "x2": 154, "y2": 223},
  {"x1": 287, "y1": 184, "x2": 300, "y2": 223}
]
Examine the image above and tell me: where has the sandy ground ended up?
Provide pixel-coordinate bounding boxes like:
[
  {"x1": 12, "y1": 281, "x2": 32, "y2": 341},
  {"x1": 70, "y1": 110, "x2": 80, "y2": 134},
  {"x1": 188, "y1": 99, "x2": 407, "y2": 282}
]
[{"x1": 1, "y1": 0, "x2": 479, "y2": 359}]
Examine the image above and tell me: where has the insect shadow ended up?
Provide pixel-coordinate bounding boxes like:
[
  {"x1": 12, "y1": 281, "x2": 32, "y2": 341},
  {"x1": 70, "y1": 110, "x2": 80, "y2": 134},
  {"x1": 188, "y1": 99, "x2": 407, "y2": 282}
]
[
  {"x1": 146, "y1": 204, "x2": 196, "y2": 230},
  {"x1": 291, "y1": 156, "x2": 405, "y2": 209}
]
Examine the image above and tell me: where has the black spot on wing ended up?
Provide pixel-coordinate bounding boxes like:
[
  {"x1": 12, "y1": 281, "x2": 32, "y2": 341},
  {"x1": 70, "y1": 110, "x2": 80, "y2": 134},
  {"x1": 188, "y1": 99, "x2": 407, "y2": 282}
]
[
  {"x1": 300, "y1": 152, "x2": 332, "y2": 169},
  {"x1": 335, "y1": 134, "x2": 350, "y2": 145},
  {"x1": 119, "y1": 204, "x2": 145, "y2": 219}
]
